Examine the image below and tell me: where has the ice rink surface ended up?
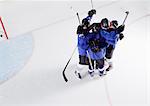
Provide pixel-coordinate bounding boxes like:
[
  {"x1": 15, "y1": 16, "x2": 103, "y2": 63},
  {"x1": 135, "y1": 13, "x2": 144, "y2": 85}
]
[
  {"x1": 0, "y1": 34, "x2": 33, "y2": 84},
  {"x1": 0, "y1": 0, "x2": 149, "y2": 106}
]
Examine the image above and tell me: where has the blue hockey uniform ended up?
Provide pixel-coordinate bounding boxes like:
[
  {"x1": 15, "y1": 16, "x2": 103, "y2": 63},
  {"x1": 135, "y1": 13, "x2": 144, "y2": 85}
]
[
  {"x1": 86, "y1": 33, "x2": 107, "y2": 60},
  {"x1": 77, "y1": 15, "x2": 94, "y2": 65}
]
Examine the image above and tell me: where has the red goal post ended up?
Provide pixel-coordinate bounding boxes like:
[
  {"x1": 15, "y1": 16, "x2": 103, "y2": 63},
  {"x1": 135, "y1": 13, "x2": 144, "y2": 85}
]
[{"x1": 0, "y1": 17, "x2": 9, "y2": 39}]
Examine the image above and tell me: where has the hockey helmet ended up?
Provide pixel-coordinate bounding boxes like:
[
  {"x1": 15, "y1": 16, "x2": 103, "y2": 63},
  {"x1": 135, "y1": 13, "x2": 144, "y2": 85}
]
[
  {"x1": 110, "y1": 20, "x2": 118, "y2": 28},
  {"x1": 101, "y1": 18, "x2": 109, "y2": 29},
  {"x1": 82, "y1": 18, "x2": 90, "y2": 26}
]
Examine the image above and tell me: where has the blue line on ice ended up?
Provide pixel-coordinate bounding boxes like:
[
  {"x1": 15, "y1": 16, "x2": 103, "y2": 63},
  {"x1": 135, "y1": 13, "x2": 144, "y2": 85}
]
[{"x1": 0, "y1": 34, "x2": 33, "y2": 84}]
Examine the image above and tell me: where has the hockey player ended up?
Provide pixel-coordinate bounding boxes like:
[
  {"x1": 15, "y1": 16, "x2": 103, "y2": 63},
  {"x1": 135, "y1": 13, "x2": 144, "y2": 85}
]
[
  {"x1": 75, "y1": 9, "x2": 96, "y2": 79},
  {"x1": 86, "y1": 33, "x2": 108, "y2": 77},
  {"x1": 86, "y1": 18, "x2": 110, "y2": 77},
  {"x1": 105, "y1": 20, "x2": 125, "y2": 71},
  {"x1": 88, "y1": 18, "x2": 125, "y2": 75},
  {"x1": 99, "y1": 19, "x2": 125, "y2": 71}
]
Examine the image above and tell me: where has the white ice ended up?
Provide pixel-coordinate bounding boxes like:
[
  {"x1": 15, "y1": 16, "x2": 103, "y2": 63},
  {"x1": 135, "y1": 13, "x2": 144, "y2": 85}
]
[
  {"x1": 0, "y1": 0, "x2": 149, "y2": 106},
  {"x1": 0, "y1": 34, "x2": 33, "y2": 84}
]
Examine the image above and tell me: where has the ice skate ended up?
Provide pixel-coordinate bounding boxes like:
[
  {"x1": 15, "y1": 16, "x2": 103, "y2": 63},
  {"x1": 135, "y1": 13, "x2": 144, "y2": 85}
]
[{"x1": 88, "y1": 70, "x2": 94, "y2": 77}]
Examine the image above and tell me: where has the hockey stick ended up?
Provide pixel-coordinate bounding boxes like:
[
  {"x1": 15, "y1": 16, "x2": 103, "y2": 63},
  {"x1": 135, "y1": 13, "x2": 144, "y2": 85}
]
[
  {"x1": 62, "y1": 46, "x2": 77, "y2": 82},
  {"x1": 76, "y1": 13, "x2": 81, "y2": 25},
  {"x1": 62, "y1": 13, "x2": 81, "y2": 82},
  {"x1": 86, "y1": 51, "x2": 94, "y2": 70},
  {"x1": 90, "y1": 0, "x2": 94, "y2": 9},
  {"x1": 122, "y1": 11, "x2": 129, "y2": 25}
]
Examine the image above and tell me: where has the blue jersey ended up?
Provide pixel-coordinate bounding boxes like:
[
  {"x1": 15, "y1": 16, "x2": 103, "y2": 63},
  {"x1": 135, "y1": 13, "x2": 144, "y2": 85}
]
[
  {"x1": 86, "y1": 33, "x2": 107, "y2": 60},
  {"x1": 100, "y1": 29, "x2": 119, "y2": 48},
  {"x1": 77, "y1": 15, "x2": 93, "y2": 56},
  {"x1": 108, "y1": 30, "x2": 119, "y2": 46},
  {"x1": 77, "y1": 34, "x2": 88, "y2": 49},
  {"x1": 88, "y1": 47, "x2": 106, "y2": 60},
  {"x1": 86, "y1": 16, "x2": 92, "y2": 22}
]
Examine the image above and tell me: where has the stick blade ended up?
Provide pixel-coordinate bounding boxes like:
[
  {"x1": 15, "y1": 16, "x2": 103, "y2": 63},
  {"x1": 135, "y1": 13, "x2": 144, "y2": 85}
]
[{"x1": 62, "y1": 70, "x2": 68, "y2": 82}]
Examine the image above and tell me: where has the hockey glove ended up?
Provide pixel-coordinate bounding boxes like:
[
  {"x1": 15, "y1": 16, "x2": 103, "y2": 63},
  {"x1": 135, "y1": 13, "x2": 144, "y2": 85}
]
[
  {"x1": 77, "y1": 25, "x2": 88, "y2": 34},
  {"x1": 88, "y1": 9, "x2": 96, "y2": 17},
  {"x1": 119, "y1": 33, "x2": 124, "y2": 40},
  {"x1": 117, "y1": 25, "x2": 125, "y2": 33},
  {"x1": 77, "y1": 25, "x2": 82, "y2": 34}
]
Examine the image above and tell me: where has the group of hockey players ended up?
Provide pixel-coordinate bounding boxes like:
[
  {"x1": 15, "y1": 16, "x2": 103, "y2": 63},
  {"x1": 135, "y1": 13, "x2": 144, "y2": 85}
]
[{"x1": 75, "y1": 9, "x2": 125, "y2": 79}]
